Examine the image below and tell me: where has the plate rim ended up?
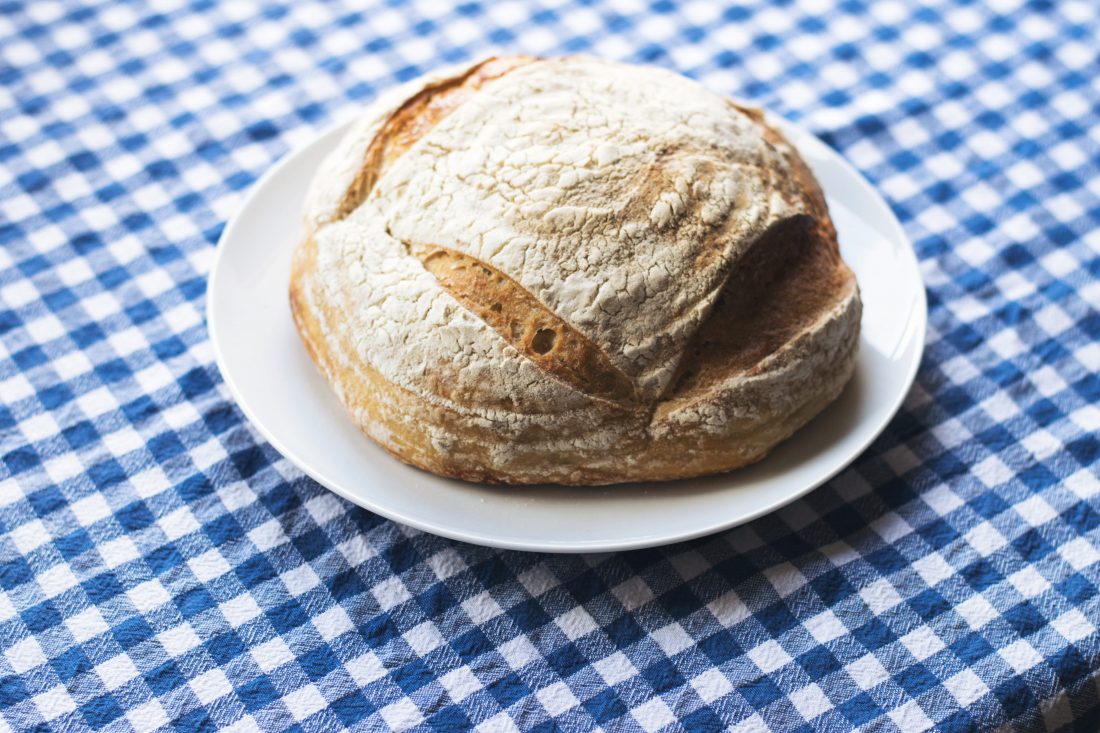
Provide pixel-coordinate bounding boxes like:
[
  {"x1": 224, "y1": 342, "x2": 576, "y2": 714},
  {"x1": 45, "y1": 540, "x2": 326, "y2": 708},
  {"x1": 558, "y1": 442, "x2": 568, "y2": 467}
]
[{"x1": 206, "y1": 115, "x2": 927, "y2": 553}]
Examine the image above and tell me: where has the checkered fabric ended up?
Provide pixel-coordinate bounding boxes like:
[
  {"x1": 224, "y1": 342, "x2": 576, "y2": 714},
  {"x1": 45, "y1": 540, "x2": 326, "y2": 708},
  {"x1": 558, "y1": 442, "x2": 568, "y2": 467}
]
[{"x1": 2, "y1": 0, "x2": 1099, "y2": 731}]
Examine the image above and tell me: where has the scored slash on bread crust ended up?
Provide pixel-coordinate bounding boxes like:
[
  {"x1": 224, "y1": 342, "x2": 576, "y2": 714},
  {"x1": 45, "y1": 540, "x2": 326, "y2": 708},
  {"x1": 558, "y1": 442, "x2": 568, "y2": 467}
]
[
  {"x1": 290, "y1": 55, "x2": 862, "y2": 485},
  {"x1": 405, "y1": 240, "x2": 639, "y2": 405},
  {"x1": 333, "y1": 56, "x2": 537, "y2": 221}
]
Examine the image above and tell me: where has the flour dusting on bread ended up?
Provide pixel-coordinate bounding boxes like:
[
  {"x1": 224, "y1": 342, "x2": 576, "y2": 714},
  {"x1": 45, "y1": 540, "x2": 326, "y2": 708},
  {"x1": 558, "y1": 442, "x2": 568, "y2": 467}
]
[{"x1": 290, "y1": 55, "x2": 861, "y2": 485}]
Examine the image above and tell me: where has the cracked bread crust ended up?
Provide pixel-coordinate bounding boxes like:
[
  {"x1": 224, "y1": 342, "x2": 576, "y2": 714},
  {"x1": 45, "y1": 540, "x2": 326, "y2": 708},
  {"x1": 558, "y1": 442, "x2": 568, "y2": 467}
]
[{"x1": 289, "y1": 55, "x2": 861, "y2": 485}]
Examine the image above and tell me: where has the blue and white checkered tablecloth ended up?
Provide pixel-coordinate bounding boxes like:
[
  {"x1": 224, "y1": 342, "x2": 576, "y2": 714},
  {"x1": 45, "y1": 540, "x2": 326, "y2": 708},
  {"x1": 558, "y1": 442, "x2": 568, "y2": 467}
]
[{"x1": 2, "y1": 0, "x2": 1099, "y2": 730}]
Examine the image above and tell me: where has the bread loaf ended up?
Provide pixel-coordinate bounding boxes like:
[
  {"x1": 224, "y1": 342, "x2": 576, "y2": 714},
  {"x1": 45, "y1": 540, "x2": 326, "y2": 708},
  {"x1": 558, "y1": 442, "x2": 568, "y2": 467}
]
[{"x1": 290, "y1": 56, "x2": 861, "y2": 485}]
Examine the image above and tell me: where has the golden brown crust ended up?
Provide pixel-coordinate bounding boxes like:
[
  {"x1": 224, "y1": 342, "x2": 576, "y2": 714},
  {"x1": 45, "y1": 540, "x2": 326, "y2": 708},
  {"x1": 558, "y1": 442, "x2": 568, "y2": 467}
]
[{"x1": 290, "y1": 57, "x2": 861, "y2": 485}]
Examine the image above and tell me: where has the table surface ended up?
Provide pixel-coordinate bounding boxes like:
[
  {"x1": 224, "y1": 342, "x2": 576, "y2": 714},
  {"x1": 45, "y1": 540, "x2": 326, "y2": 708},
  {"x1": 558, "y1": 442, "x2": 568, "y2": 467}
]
[{"x1": 2, "y1": 1, "x2": 1099, "y2": 732}]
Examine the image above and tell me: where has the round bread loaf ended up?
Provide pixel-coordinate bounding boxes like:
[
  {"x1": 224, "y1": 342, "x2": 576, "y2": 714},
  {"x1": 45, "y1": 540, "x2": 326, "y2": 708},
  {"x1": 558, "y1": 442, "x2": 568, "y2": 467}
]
[{"x1": 290, "y1": 56, "x2": 861, "y2": 485}]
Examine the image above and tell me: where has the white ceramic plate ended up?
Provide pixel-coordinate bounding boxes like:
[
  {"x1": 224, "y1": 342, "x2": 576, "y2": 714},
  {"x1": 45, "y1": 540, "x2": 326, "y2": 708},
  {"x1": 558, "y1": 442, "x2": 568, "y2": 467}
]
[{"x1": 207, "y1": 116, "x2": 926, "y2": 553}]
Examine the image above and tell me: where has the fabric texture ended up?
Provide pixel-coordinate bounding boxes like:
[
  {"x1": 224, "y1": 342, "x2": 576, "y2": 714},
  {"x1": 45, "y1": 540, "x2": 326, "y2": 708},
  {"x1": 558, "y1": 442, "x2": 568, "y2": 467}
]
[{"x1": 2, "y1": 0, "x2": 1099, "y2": 731}]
